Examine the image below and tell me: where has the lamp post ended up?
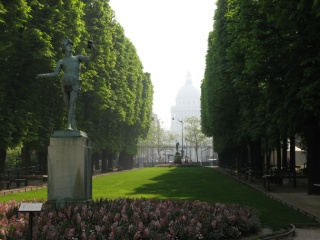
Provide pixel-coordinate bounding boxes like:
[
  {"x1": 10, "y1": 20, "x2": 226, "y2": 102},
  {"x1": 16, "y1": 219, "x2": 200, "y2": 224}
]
[
  {"x1": 178, "y1": 119, "x2": 184, "y2": 158},
  {"x1": 172, "y1": 117, "x2": 184, "y2": 159}
]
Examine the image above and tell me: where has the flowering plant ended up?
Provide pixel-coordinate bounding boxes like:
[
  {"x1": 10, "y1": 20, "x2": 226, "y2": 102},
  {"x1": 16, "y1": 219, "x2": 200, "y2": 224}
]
[{"x1": 0, "y1": 198, "x2": 260, "y2": 239}]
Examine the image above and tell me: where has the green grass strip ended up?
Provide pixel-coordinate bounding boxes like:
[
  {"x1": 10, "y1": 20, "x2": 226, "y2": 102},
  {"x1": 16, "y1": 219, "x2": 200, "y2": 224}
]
[{"x1": 0, "y1": 167, "x2": 317, "y2": 229}]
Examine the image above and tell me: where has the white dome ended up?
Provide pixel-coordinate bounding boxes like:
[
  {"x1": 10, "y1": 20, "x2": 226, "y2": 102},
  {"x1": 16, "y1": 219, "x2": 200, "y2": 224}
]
[
  {"x1": 176, "y1": 72, "x2": 200, "y2": 105},
  {"x1": 170, "y1": 72, "x2": 201, "y2": 134}
]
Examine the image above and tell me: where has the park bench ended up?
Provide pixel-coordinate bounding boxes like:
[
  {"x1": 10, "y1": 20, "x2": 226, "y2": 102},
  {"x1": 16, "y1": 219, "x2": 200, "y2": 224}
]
[
  {"x1": 263, "y1": 174, "x2": 308, "y2": 191},
  {"x1": 2, "y1": 165, "x2": 47, "y2": 189},
  {"x1": 226, "y1": 166, "x2": 237, "y2": 175},
  {"x1": 19, "y1": 175, "x2": 48, "y2": 186},
  {"x1": 245, "y1": 170, "x2": 273, "y2": 182},
  {"x1": 13, "y1": 178, "x2": 28, "y2": 187}
]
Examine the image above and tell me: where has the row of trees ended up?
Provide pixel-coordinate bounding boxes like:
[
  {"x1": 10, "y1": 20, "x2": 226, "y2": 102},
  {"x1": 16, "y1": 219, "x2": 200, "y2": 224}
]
[
  {"x1": 0, "y1": 0, "x2": 153, "y2": 173},
  {"x1": 201, "y1": 0, "x2": 320, "y2": 193}
]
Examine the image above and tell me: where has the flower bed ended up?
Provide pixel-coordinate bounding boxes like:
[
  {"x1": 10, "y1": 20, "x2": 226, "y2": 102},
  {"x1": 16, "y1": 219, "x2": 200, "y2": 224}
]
[{"x1": 0, "y1": 198, "x2": 261, "y2": 239}]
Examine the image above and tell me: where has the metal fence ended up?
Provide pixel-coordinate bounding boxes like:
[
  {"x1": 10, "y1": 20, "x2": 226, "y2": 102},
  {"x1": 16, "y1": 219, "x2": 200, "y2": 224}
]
[{"x1": 134, "y1": 145, "x2": 215, "y2": 167}]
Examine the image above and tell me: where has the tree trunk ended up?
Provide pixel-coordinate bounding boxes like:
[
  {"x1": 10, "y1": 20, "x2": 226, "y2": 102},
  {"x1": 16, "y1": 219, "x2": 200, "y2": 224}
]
[
  {"x1": 247, "y1": 144, "x2": 252, "y2": 169},
  {"x1": 37, "y1": 149, "x2": 48, "y2": 174},
  {"x1": 21, "y1": 143, "x2": 31, "y2": 170},
  {"x1": 101, "y1": 150, "x2": 108, "y2": 173},
  {"x1": 276, "y1": 136, "x2": 281, "y2": 172},
  {"x1": 92, "y1": 152, "x2": 100, "y2": 172},
  {"x1": 0, "y1": 148, "x2": 6, "y2": 174},
  {"x1": 282, "y1": 137, "x2": 288, "y2": 170},
  {"x1": 195, "y1": 148, "x2": 199, "y2": 162},
  {"x1": 119, "y1": 151, "x2": 133, "y2": 169},
  {"x1": 128, "y1": 155, "x2": 134, "y2": 169},
  {"x1": 237, "y1": 144, "x2": 247, "y2": 172},
  {"x1": 265, "y1": 138, "x2": 271, "y2": 173},
  {"x1": 118, "y1": 151, "x2": 126, "y2": 169},
  {"x1": 304, "y1": 115, "x2": 320, "y2": 194},
  {"x1": 249, "y1": 140, "x2": 263, "y2": 177},
  {"x1": 107, "y1": 152, "x2": 116, "y2": 172},
  {"x1": 289, "y1": 135, "x2": 296, "y2": 187}
]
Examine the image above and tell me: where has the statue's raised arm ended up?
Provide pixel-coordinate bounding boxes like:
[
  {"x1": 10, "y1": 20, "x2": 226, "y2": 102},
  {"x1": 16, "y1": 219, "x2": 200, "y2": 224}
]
[
  {"x1": 78, "y1": 40, "x2": 96, "y2": 62},
  {"x1": 37, "y1": 38, "x2": 97, "y2": 131}
]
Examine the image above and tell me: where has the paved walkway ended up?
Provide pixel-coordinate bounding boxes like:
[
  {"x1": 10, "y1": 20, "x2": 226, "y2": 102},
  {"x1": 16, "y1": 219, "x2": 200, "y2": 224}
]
[
  {"x1": 0, "y1": 181, "x2": 46, "y2": 196},
  {"x1": 216, "y1": 168, "x2": 320, "y2": 239}
]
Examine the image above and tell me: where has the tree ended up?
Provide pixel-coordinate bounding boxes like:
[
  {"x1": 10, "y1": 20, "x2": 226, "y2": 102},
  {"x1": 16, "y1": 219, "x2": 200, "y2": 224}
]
[
  {"x1": 184, "y1": 116, "x2": 211, "y2": 162},
  {"x1": 0, "y1": 0, "x2": 154, "y2": 173},
  {"x1": 202, "y1": 0, "x2": 320, "y2": 193},
  {"x1": 139, "y1": 116, "x2": 176, "y2": 162}
]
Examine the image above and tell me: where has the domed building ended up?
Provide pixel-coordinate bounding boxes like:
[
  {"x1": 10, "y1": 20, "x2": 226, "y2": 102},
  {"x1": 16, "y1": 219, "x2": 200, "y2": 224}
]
[{"x1": 170, "y1": 72, "x2": 200, "y2": 134}]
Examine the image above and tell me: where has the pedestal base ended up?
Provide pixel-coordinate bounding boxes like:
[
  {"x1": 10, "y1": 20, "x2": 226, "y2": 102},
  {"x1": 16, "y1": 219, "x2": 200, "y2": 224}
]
[{"x1": 47, "y1": 131, "x2": 92, "y2": 207}]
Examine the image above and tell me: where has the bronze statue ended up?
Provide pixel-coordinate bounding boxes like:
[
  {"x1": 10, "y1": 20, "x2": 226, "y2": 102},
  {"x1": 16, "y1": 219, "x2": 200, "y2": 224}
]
[{"x1": 37, "y1": 39, "x2": 96, "y2": 131}]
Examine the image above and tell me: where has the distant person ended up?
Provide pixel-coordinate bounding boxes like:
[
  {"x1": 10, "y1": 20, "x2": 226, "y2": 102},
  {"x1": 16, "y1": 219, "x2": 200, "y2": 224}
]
[{"x1": 37, "y1": 38, "x2": 96, "y2": 131}]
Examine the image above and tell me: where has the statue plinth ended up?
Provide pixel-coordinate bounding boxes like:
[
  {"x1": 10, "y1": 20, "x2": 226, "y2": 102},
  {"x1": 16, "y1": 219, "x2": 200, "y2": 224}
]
[{"x1": 47, "y1": 130, "x2": 92, "y2": 207}]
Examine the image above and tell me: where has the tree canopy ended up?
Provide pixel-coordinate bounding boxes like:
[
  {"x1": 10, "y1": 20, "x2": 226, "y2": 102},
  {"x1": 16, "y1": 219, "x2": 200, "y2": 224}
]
[
  {"x1": 201, "y1": 0, "x2": 320, "y2": 193},
  {"x1": 0, "y1": 0, "x2": 153, "y2": 172}
]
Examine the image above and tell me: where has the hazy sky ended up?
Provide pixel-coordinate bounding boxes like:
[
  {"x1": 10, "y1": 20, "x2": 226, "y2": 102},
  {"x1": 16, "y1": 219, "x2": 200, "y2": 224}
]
[{"x1": 109, "y1": 0, "x2": 216, "y2": 129}]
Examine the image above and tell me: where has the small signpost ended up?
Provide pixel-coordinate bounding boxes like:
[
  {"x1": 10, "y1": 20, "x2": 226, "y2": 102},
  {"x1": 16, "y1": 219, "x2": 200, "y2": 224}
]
[{"x1": 19, "y1": 203, "x2": 43, "y2": 240}]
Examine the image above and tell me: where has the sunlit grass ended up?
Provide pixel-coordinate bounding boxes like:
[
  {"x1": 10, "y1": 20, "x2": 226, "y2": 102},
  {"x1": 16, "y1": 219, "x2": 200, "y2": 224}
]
[{"x1": 0, "y1": 167, "x2": 318, "y2": 229}]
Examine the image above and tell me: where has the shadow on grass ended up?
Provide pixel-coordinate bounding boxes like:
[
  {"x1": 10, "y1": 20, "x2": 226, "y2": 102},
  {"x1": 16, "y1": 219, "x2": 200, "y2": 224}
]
[
  {"x1": 130, "y1": 167, "x2": 243, "y2": 202},
  {"x1": 129, "y1": 167, "x2": 318, "y2": 229}
]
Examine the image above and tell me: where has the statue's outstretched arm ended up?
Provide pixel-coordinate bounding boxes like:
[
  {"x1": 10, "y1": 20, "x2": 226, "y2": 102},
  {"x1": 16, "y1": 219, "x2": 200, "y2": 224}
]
[{"x1": 37, "y1": 60, "x2": 62, "y2": 78}]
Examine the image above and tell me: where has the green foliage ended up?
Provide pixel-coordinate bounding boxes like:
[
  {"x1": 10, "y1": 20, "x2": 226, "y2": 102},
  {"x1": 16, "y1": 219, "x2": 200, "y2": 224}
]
[
  {"x1": 138, "y1": 117, "x2": 176, "y2": 161},
  {"x1": 0, "y1": 0, "x2": 154, "y2": 170},
  {"x1": 184, "y1": 116, "x2": 212, "y2": 162},
  {"x1": 5, "y1": 147, "x2": 22, "y2": 170},
  {"x1": 201, "y1": 0, "x2": 320, "y2": 185}
]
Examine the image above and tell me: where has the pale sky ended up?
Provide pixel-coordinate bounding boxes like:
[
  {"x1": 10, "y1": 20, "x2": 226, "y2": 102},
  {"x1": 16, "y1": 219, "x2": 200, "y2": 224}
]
[{"x1": 109, "y1": 0, "x2": 216, "y2": 129}]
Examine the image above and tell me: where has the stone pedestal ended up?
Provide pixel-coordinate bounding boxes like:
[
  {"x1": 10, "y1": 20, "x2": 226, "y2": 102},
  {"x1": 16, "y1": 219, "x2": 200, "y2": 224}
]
[{"x1": 47, "y1": 131, "x2": 92, "y2": 206}]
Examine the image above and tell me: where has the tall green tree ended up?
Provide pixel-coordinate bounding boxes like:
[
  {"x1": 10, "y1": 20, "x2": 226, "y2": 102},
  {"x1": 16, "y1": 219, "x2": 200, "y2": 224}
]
[
  {"x1": 202, "y1": 0, "x2": 320, "y2": 193},
  {"x1": 184, "y1": 116, "x2": 212, "y2": 162}
]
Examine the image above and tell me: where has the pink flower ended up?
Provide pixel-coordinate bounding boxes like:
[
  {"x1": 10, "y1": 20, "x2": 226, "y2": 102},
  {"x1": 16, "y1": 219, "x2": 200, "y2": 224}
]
[
  {"x1": 133, "y1": 231, "x2": 141, "y2": 240},
  {"x1": 95, "y1": 225, "x2": 101, "y2": 232},
  {"x1": 109, "y1": 231, "x2": 115, "y2": 239},
  {"x1": 102, "y1": 215, "x2": 108, "y2": 222},
  {"x1": 66, "y1": 228, "x2": 75, "y2": 237},
  {"x1": 99, "y1": 208, "x2": 105, "y2": 215},
  {"x1": 138, "y1": 221, "x2": 144, "y2": 231},
  {"x1": 114, "y1": 213, "x2": 120, "y2": 221},
  {"x1": 128, "y1": 224, "x2": 134, "y2": 232},
  {"x1": 211, "y1": 220, "x2": 217, "y2": 229},
  {"x1": 121, "y1": 213, "x2": 128, "y2": 222},
  {"x1": 196, "y1": 222, "x2": 202, "y2": 232},
  {"x1": 76, "y1": 213, "x2": 82, "y2": 224},
  {"x1": 143, "y1": 228, "x2": 150, "y2": 238},
  {"x1": 112, "y1": 221, "x2": 119, "y2": 229}
]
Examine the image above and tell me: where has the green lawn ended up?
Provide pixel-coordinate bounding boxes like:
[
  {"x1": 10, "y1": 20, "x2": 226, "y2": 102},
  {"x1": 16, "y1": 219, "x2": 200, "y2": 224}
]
[{"x1": 0, "y1": 167, "x2": 318, "y2": 229}]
